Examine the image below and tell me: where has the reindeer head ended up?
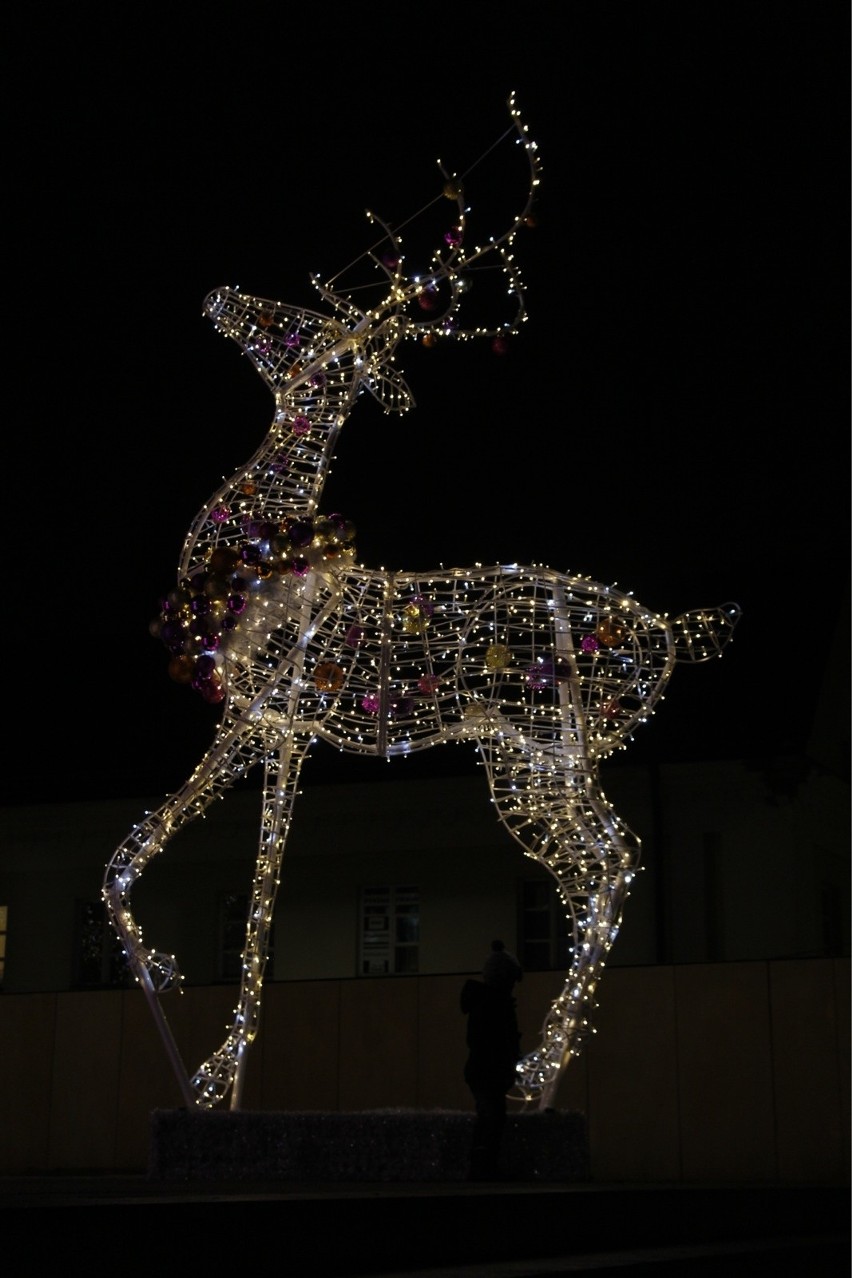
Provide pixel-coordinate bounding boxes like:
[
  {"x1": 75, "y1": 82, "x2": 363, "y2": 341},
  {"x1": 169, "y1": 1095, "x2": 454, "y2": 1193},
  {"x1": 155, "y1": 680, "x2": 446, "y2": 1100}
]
[{"x1": 204, "y1": 95, "x2": 541, "y2": 415}]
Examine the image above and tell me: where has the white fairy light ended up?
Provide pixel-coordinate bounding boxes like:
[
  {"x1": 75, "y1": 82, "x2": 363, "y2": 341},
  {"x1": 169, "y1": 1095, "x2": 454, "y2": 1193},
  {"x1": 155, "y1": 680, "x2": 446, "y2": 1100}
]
[{"x1": 103, "y1": 96, "x2": 740, "y2": 1112}]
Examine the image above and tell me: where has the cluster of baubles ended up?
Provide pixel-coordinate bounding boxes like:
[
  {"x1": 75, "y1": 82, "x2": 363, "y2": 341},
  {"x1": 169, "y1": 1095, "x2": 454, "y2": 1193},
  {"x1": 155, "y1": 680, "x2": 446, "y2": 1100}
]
[{"x1": 151, "y1": 512, "x2": 356, "y2": 703}]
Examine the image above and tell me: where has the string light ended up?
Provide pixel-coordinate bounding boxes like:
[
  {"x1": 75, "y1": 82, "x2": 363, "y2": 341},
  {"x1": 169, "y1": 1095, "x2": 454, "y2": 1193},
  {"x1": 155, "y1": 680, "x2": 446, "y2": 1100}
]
[{"x1": 103, "y1": 96, "x2": 740, "y2": 1111}]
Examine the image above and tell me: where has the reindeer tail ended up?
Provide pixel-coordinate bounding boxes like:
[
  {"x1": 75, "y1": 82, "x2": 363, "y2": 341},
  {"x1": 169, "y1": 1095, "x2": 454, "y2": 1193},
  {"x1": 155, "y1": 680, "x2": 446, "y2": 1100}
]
[{"x1": 671, "y1": 602, "x2": 742, "y2": 662}]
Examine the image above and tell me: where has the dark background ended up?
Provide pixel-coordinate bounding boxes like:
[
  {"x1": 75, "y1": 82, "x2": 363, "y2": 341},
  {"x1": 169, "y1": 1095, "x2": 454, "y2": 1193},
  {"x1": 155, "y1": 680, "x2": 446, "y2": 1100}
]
[{"x1": 5, "y1": 4, "x2": 847, "y2": 804}]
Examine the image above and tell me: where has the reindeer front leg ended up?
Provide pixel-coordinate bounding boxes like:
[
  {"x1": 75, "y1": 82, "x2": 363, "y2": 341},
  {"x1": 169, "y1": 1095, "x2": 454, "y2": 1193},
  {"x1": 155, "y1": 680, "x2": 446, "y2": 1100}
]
[
  {"x1": 103, "y1": 714, "x2": 265, "y2": 1104},
  {"x1": 190, "y1": 728, "x2": 313, "y2": 1109},
  {"x1": 103, "y1": 715, "x2": 268, "y2": 989},
  {"x1": 480, "y1": 738, "x2": 641, "y2": 1108}
]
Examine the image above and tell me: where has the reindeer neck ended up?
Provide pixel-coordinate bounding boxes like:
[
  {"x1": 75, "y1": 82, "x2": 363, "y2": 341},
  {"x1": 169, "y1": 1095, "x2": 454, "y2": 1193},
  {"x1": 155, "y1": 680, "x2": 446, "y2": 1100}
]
[{"x1": 179, "y1": 352, "x2": 363, "y2": 578}]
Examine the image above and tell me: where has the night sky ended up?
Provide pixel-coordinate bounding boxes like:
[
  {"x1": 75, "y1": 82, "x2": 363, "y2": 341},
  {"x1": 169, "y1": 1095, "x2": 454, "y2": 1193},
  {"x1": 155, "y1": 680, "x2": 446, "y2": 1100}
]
[{"x1": 5, "y1": 6, "x2": 847, "y2": 805}]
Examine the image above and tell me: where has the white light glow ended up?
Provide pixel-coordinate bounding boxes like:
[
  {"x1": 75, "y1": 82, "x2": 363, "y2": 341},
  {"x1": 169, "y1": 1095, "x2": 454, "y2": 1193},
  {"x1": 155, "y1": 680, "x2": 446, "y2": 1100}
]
[{"x1": 103, "y1": 96, "x2": 740, "y2": 1112}]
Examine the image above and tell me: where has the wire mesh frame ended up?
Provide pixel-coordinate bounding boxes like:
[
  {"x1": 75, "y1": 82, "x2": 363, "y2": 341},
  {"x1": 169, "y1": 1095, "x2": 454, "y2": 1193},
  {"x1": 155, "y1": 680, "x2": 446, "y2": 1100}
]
[{"x1": 102, "y1": 97, "x2": 740, "y2": 1109}]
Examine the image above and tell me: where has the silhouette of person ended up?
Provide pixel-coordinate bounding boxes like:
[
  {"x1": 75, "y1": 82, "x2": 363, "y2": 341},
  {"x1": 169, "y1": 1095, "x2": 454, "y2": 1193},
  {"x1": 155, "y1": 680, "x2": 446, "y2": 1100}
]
[{"x1": 460, "y1": 939, "x2": 523, "y2": 1180}]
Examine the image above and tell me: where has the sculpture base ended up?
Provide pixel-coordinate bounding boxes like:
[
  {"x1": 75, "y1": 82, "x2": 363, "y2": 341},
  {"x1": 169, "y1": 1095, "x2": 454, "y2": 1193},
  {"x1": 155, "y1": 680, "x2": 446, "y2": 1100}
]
[{"x1": 149, "y1": 1107, "x2": 589, "y2": 1183}]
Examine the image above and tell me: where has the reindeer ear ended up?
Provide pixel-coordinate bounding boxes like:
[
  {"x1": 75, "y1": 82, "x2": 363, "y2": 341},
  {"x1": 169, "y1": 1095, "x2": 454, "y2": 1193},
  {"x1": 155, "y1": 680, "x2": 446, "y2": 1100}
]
[{"x1": 362, "y1": 365, "x2": 414, "y2": 414}]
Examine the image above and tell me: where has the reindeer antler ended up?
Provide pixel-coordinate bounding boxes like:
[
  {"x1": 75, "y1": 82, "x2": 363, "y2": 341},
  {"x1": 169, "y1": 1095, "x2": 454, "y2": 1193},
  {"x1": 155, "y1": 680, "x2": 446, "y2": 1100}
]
[{"x1": 312, "y1": 93, "x2": 541, "y2": 354}]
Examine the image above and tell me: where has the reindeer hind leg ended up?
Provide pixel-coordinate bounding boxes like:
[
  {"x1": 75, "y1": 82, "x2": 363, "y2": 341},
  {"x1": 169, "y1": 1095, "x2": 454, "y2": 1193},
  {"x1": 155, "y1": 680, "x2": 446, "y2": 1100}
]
[{"x1": 481, "y1": 738, "x2": 641, "y2": 1107}]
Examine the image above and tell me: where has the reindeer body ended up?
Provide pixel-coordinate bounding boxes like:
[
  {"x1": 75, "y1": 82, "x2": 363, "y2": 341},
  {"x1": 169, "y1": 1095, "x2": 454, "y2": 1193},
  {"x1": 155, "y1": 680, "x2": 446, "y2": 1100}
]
[{"x1": 104, "y1": 100, "x2": 740, "y2": 1110}]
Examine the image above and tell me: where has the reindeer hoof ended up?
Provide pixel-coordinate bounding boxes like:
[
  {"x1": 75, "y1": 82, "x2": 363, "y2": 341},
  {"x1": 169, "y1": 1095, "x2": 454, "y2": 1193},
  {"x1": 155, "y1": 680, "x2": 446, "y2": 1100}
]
[{"x1": 191, "y1": 1046, "x2": 239, "y2": 1106}]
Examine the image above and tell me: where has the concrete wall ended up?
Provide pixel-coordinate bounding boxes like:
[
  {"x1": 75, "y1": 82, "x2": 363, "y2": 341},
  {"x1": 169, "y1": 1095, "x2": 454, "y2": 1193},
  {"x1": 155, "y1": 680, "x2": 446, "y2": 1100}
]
[{"x1": 1, "y1": 957, "x2": 848, "y2": 1184}]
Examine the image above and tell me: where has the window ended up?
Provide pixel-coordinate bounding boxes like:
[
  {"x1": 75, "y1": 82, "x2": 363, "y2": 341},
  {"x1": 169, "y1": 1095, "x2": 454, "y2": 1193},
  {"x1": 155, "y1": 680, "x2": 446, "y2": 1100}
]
[
  {"x1": 73, "y1": 899, "x2": 134, "y2": 988},
  {"x1": 518, "y1": 879, "x2": 571, "y2": 972},
  {"x1": 359, "y1": 886, "x2": 419, "y2": 975},
  {"x1": 217, "y1": 892, "x2": 275, "y2": 982}
]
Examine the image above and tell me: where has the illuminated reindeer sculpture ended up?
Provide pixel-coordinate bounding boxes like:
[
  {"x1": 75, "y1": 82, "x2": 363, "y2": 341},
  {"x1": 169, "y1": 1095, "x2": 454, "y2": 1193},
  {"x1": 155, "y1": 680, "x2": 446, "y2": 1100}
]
[{"x1": 104, "y1": 97, "x2": 740, "y2": 1111}]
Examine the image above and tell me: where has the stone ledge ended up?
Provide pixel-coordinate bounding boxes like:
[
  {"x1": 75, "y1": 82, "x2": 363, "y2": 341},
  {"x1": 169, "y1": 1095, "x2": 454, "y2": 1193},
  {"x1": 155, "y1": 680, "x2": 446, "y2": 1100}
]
[{"x1": 149, "y1": 1107, "x2": 589, "y2": 1182}]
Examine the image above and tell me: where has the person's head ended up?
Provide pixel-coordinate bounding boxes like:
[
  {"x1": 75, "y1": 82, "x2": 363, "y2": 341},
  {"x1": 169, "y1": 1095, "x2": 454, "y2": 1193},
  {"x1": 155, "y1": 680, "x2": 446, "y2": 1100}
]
[{"x1": 482, "y1": 938, "x2": 522, "y2": 990}]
